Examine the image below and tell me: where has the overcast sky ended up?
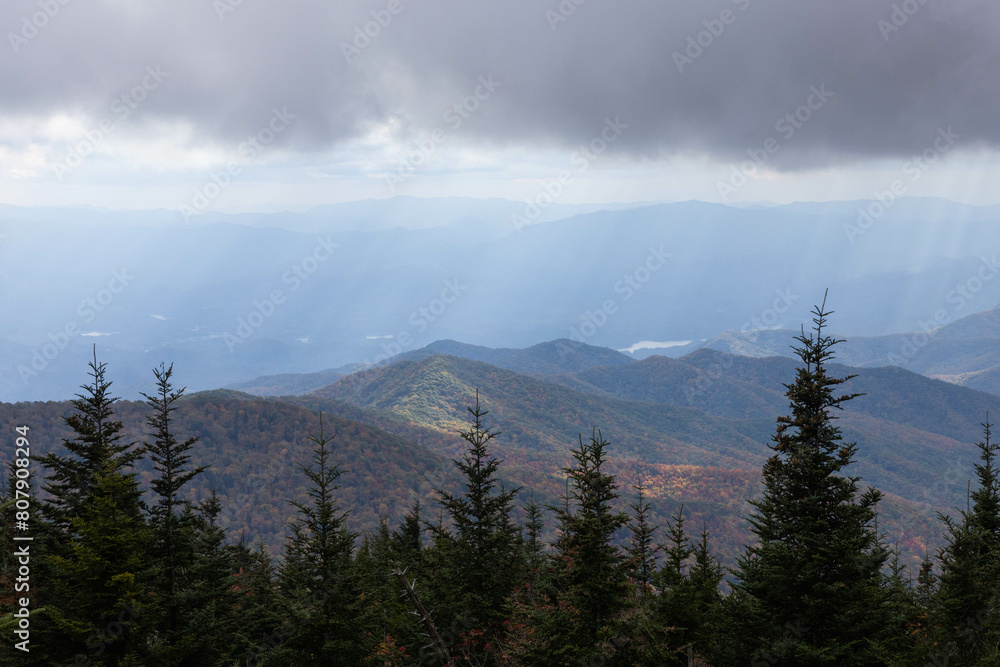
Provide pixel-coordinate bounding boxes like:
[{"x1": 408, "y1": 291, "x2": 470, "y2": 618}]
[{"x1": 2, "y1": 0, "x2": 999, "y2": 212}]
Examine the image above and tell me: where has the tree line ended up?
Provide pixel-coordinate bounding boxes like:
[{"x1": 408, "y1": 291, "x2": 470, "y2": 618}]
[{"x1": 1, "y1": 299, "x2": 998, "y2": 665}]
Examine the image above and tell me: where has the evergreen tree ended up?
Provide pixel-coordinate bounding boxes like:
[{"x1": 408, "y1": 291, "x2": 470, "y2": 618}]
[
  {"x1": 35, "y1": 351, "x2": 149, "y2": 665},
  {"x1": 427, "y1": 391, "x2": 523, "y2": 663},
  {"x1": 685, "y1": 526, "x2": 725, "y2": 660},
  {"x1": 523, "y1": 492, "x2": 546, "y2": 575},
  {"x1": 653, "y1": 508, "x2": 723, "y2": 665},
  {"x1": 355, "y1": 519, "x2": 421, "y2": 665},
  {"x1": 391, "y1": 499, "x2": 423, "y2": 568},
  {"x1": 626, "y1": 482, "x2": 659, "y2": 595},
  {"x1": 875, "y1": 547, "x2": 926, "y2": 666},
  {"x1": 932, "y1": 417, "x2": 1000, "y2": 664},
  {"x1": 658, "y1": 506, "x2": 693, "y2": 595},
  {"x1": 279, "y1": 414, "x2": 361, "y2": 664},
  {"x1": 140, "y1": 363, "x2": 208, "y2": 663},
  {"x1": 716, "y1": 295, "x2": 892, "y2": 666},
  {"x1": 37, "y1": 349, "x2": 143, "y2": 528},
  {"x1": 513, "y1": 429, "x2": 632, "y2": 666},
  {"x1": 167, "y1": 492, "x2": 242, "y2": 666},
  {"x1": 233, "y1": 540, "x2": 293, "y2": 667}
]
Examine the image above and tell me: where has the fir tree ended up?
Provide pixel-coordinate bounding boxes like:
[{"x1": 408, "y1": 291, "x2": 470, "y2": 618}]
[
  {"x1": 35, "y1": 351, "x2": 149, "y2": 664},
  {"x1": 514, "y1": 429, "x2": 632, "y2": 666},
  {"x1": 933, "y1": 417, "x2": 1000, "y2": 664},
  {"x1": 140, "y1": 363, "x2": 208, "y2": 662},
  {"x1": 168, "y1": 492, "x2": 242, "y2": 666},
  {"x1": 875, "y1": 546, "x2": 926, "y2": 666},
  {"x1": 428, "y1": 391, "x2": 523, "y2": 663},
  {"x1": 279, "y1": 414, "x2": 361, "y2": 664},
  {"x1": 233, "y1": 540, "x2": 293, "y2": 667},
  {"x1": 523, "y1": 492, "x2": 546, "y2": 574},
  {"x1": 626, "y1": 482, "x2": 659, "y2": 595},
  {"x1": 653, "y1": 508, "x2": 723, "y2": 665},
  {"x1": 355, "y1": 519, "x2": 421, "y2": 665},
  {"x1": 716, "y1": 295, "x2": 892, "y2": 666},
  {"x1": 37, "y1": 348, "x2": 143, "y2": 529},
  {"x1": 391, "y1": 499, "x2": 423, "y2": 569}
]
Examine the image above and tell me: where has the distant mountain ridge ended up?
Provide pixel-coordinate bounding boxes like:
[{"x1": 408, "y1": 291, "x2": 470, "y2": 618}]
[
  {"x1": 228, "y1": 298, "x2": 1000, "y2": 400},
  {"x1": 6, "y1": 196, "x2": 1000, "y2": 402},
  {"x1": 227, "y1": 339, "x2": 633, "y2": 396},
  {"x1": 662, "y1": 302, "x2": 1000, "y2": 395}
]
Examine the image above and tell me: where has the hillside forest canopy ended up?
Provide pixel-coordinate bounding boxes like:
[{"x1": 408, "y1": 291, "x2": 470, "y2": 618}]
[{"x1": 1, "y1": 299, "x2": 998, "y2": 666}]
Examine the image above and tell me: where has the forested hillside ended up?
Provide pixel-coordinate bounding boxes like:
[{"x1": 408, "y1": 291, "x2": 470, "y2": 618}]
[
  {"x1": 2, "y1": 303, "x2": 997, "y2": 665},
  {"x1": 7, "y1": 343, "x2": 993, "y2": 568}
]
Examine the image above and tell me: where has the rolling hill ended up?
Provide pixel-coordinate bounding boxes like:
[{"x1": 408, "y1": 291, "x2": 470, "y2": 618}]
[
  {"x1": 0, "y1": 391, "x2": 463, "y2": 557},
  {"x1": 226, "y1": 338, "x2": 634, "y2": 397},
  {"x1": 303, "y1": 351, "x2": 1000, "y2": 562},
  {"x1": 7, "y1": 334, "x2": 994, "y2": 567}
]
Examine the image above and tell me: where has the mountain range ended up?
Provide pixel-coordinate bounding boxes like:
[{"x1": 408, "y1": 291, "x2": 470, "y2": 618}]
[
  {"x1": 3, "y1": 196, "x2": 1000, "y2": 402},
  {"x1": 5, "y1": 321, "x2": 997, "y2": 568},
  {"x1": 663, "y1": 302, "x2": 1000, "y2": 395}
]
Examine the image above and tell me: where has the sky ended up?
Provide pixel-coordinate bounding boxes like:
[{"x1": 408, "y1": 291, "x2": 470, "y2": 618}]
[{"x1": 2, "y1": 0, "x2": 999, "y2": 213}]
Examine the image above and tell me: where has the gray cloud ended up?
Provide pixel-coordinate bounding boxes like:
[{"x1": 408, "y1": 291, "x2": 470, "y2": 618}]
[{"x1": 2, "y1": 0, "x2": 997, "y2": 168}]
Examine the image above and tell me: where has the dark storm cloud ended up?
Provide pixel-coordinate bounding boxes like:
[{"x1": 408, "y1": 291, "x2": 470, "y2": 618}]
[{"x1": 2, "y1": 0, "x2": 997, "y2": 167}]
